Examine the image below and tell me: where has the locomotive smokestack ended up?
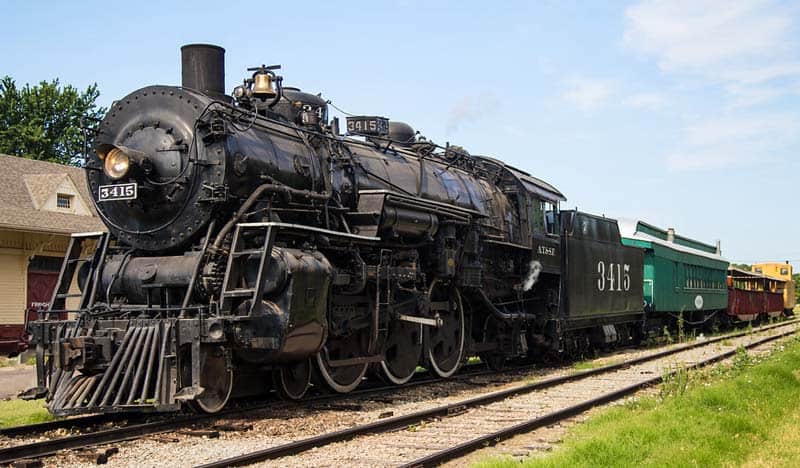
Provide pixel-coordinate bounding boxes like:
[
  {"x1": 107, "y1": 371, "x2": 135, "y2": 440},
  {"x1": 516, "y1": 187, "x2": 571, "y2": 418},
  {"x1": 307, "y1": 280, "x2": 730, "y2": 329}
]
[{"x1": 181, "y1": 44, "x2": 225, "y2": 98}]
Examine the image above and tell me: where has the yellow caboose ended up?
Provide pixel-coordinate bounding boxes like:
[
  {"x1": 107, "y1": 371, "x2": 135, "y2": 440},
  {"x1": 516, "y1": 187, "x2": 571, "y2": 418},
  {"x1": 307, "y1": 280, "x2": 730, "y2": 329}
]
[{"x1": 752, "y1": 262, "x2": 796, "y2": 313}]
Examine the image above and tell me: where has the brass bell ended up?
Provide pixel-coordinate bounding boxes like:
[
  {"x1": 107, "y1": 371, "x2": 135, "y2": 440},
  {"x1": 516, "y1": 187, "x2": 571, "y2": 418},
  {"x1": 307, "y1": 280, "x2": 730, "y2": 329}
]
[{"x1": 253, "y1": 72, "x2": 276, "y2": 99}]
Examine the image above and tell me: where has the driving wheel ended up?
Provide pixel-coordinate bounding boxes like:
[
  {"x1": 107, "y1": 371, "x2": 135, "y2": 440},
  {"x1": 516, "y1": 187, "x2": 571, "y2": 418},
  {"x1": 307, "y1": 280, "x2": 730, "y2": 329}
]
[{"x1": 426, "y1": 279, "x2": 465, "y2": 378}]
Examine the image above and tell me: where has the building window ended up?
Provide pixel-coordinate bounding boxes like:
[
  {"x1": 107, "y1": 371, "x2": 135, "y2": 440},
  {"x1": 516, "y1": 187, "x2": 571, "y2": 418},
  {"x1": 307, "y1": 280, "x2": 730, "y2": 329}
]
[{"x1": 56, "y1": 193, "x2": 73, "y2": 209}]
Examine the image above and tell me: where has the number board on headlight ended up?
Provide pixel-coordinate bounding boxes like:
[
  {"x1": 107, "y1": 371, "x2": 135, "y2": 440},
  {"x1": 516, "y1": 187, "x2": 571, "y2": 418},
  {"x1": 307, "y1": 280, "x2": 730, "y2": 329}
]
[{"x1": 98, "y1": 183, "x2": 137, "y2": 202}]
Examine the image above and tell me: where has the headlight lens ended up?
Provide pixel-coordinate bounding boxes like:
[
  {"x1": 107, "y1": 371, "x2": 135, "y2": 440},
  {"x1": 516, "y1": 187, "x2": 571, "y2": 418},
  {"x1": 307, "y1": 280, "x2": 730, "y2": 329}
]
[{"x1": 104, "y1": 148, "x2": 130, "y2": 180}]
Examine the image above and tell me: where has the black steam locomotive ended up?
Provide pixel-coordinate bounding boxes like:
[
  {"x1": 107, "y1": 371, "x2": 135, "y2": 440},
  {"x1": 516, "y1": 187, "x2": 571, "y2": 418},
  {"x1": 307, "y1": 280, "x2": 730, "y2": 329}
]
[{"x1": 24, "y1": 45, "x2": 644, "y2": 415}]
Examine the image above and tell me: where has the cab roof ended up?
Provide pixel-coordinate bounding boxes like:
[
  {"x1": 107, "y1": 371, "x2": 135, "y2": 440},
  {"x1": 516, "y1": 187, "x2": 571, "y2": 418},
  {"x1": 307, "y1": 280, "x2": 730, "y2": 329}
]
[{"x1": 474, "y1": 156, "x2": 566, "y2": 202}]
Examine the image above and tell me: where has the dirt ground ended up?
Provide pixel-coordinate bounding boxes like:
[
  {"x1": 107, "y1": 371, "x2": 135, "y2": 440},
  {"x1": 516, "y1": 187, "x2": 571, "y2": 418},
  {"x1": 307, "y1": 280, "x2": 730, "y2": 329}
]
[{"x1": 0, "y1": 362, "x2": 35, "y2": 400}]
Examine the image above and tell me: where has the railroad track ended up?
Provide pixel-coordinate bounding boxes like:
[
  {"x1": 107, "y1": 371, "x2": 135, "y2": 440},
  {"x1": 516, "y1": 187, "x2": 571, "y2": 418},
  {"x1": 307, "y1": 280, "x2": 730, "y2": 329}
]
[
  {"x1": 0, "y1": 358, "x2": 532, "y2": 464},
  {"x1": 0, "y1": 319, "x2": 793, "y2": 466},
  {"x1": 195, "y1": 320, "x2": 798, "y2": 468},
  {"x1": 0, "y1": 318, "x2": 783, "y2": 441},
  {"x1": 0, "y1": 360, "x2": 504, "y2": 440}
]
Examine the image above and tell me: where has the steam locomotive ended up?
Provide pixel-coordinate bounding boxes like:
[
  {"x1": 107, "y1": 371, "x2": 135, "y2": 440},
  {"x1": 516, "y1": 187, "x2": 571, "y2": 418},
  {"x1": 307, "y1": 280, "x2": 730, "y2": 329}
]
[{"x1": 24, "y1": 45, "x2": 645, "y2": 415}]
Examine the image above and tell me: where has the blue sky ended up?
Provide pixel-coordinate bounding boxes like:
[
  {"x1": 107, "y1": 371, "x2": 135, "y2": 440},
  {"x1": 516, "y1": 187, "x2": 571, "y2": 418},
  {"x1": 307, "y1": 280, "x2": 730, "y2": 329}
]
[{"x1": 3, "y1": 0, "x2": 799, "y2": 270}]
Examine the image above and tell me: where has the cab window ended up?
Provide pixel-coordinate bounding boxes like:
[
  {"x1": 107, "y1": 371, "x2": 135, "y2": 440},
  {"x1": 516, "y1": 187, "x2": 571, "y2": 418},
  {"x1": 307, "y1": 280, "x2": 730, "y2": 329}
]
[
  {"x1": 531, "y1": 198, "x2": 559, "y2": 236},
  {"x1": 544, "y1": 201, "x2": 559, "y2": 235}
]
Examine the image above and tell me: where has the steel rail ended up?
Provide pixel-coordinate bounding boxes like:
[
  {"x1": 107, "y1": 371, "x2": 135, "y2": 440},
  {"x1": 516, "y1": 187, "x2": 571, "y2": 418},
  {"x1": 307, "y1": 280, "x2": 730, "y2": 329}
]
[
  {"x1": 0, "y1": 360, "x2": 501, "y2": 441},
  {"x1": 0, "y1": 413, "x2": 134, "y2": 438},
  {"x1": 195, "y1": 319, "x2": 798, "y2": 468},
  {"x1": 0, "y1": 359, "x2": 511, "y2": 464},
  {"x1": 5, "y1": 319, "x2": 791, "y2": 441},
  {"x1": 1, "y1": 319, "x2": 792, "y2": 464},
  {"x1": 401, "y1": 326, "x2": 798, "y2": 467}
]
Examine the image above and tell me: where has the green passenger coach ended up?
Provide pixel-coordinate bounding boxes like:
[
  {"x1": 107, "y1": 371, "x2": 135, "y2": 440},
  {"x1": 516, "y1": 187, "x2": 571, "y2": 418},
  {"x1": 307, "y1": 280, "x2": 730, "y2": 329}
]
[{"x1": 619, "y1": 220, "x2": 729, "y2": 331}]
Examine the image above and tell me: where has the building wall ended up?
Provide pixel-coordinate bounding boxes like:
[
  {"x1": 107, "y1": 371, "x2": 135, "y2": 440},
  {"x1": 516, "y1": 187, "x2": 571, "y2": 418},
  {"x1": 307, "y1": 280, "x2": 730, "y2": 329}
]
[
  {"x1": 0, "y1": 230, "x2": 83, "y2": 327},
  {"x1": 0, "y1": 253, "x2": 26, "y2": 325}
]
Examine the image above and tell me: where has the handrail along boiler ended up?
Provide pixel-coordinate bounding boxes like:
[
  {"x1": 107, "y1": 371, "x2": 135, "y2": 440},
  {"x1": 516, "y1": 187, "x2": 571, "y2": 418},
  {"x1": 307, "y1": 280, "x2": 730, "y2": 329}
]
[{"x1": 23, "y1": 44, "x2": 645, "y2": 415}]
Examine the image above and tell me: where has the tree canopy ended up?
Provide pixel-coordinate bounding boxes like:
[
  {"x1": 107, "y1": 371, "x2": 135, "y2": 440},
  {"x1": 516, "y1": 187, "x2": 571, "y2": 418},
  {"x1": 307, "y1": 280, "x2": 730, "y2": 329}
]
[
  {"x1": 0, "y1": 76, "x2": 105, "y2": 166},
  {"x1": 794, "y1": 273, "x2": 800, "y2": 305}
]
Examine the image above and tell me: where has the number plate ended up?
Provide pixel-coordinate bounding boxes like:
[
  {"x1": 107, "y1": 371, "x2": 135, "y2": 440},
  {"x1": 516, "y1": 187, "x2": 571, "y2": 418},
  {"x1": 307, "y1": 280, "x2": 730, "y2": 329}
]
[
  {"x1": 98, "y1": 183, "x2": 137, "y2": 202},
  {"x1": 346, "y1": 116, "x2": 389, "y2": 136}
]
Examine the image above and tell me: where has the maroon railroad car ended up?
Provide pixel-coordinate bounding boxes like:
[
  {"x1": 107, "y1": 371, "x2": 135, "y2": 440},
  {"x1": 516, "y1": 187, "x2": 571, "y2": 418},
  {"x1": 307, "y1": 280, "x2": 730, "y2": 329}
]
[{"x1": 726, "y1": 267, "x2": 784, "y2": 322}]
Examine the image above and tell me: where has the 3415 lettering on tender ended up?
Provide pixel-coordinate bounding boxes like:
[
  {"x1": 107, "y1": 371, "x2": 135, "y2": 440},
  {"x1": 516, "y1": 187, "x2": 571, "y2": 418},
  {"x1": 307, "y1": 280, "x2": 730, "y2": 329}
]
[{"x1": 596, "y1": 261, "x2": 631, "y2": 292}]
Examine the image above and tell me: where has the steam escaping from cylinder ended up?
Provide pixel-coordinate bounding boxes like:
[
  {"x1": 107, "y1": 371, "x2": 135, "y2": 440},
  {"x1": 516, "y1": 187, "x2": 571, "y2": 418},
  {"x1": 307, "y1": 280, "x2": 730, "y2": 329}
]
[{"x1": 523, "y1": 261, "x2": 542, "y2": 292}]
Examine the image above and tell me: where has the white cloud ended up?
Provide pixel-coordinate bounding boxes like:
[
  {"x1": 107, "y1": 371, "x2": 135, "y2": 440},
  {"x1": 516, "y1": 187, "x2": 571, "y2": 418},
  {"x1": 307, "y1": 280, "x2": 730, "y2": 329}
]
[
  {"x1": 723, "y1": 84, "x2": 784, "y2": 108},
  {"x1": 562, "y1": 77, "x2": 615, "y2": 111},
  {"x1": 623, "y1": 92, "x2": 668, "y2": 110},
  {"x1": 625, "y1": 0, "x2": 795, "y2": 74},
  {"x1": 624, "y1": 0, "x2": 800, "y2": 105},
  {"x1": 625, "y1": 0, "x2": 800, "y2": 171},
  {"x1": 666, "y1": 113, "x2": 800, "y2": 170}
]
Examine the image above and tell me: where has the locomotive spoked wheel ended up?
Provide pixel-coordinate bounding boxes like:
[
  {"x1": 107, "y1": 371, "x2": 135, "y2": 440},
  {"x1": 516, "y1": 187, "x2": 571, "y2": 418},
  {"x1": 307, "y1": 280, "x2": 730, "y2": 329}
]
[
  {"x1": 426, "y1": 279, "x2": 465, "y2": 378},
  {"x1": 273, "y1": 358, "x2": 311, "y2": 400},
  {"x1": 315, "y1": 332, "x2": 370, "y2": 393},
  {"x1": 380, "y1": 320, "x2": 423, "y2": 385},
  {"x1": 187, "y1": 345, "x2": 233, "y2": 414}
]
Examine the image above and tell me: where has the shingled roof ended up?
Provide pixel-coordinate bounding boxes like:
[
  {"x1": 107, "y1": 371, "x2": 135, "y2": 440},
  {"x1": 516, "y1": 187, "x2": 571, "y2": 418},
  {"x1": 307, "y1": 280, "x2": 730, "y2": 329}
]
[{"x1": 0, "y1": 154, "x2": 106, "y2": 234}]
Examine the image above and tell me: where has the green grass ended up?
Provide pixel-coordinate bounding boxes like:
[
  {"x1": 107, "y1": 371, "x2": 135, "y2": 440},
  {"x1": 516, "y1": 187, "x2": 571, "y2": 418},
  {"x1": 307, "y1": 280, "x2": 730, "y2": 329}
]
[
  {"x1": 572, "y1": 358, "x2": 621, "y2": 371},
  {"x1": 474, "y1": 336, "x2": 800, "y2": 468},
  {"x1": 0, "y1": 356, "x2": 19, "y2": 368},
  {"x1": 571, "y1": 359, "x2": 599, "y2": 371},
  {"x1": 0, "y1": 399, "x2": 56, "y2": 428}
]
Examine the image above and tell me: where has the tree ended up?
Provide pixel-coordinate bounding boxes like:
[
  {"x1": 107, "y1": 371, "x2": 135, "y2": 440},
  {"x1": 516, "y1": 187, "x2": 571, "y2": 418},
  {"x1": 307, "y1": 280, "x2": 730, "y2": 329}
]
[
  {"x1": 731, "y1": 263, "x2": 751, "y2": 271},
  {"x1": 0, "y1": 76, "x2": 105, "y2": 166},
  {"x1": 794, "y1": 273, "x2": 800, "y2": 305}
]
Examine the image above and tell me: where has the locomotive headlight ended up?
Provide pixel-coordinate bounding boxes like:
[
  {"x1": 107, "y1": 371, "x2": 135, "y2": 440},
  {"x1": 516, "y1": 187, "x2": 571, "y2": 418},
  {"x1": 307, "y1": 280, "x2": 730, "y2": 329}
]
[{"x1": 104, "y1": 147, "x2": 131, "y2": 180}]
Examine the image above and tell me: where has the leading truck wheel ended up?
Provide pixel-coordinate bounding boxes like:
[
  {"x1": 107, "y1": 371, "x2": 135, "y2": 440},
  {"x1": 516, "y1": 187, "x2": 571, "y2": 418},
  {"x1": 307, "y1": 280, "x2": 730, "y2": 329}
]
[
  {"x1": 426, "y1": 280, "x2": 465, "y2": 378},
  {"x1": 187, "y1": 345, "x2": 233, "y2": 414}
]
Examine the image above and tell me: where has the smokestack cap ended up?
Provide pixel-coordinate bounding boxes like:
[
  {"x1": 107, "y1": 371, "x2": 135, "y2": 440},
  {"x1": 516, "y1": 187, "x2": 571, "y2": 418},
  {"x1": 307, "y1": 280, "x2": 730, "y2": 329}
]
[{"x1": 181, "y1": 44, "x2": 226, "y2": 98}]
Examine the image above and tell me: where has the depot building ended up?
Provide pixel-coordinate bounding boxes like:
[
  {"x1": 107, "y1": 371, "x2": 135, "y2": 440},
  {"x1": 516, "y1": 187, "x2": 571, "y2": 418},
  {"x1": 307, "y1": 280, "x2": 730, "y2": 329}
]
[{"x1": 0, "y1": 154, "x2": 105, "y2": 355}]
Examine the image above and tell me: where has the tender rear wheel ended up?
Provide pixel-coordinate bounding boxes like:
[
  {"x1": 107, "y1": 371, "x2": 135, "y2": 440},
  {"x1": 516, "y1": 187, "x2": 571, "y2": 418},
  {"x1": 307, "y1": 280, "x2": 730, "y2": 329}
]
[{"x1": 427, "y1": 280, "x2": 465, "y2": 378}]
